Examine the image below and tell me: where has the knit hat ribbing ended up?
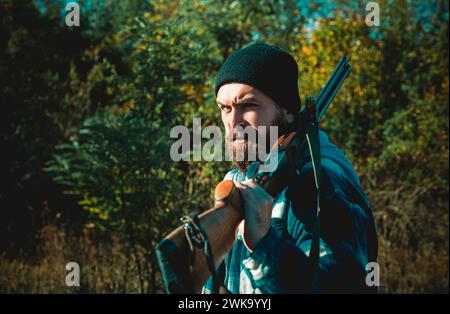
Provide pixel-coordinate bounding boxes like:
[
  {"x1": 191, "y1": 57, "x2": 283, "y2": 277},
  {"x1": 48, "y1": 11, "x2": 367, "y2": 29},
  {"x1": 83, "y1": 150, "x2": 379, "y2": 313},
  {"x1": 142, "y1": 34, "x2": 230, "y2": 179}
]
[{"x1": 215, "y1": 43, "x2": 301, "y2": 114}]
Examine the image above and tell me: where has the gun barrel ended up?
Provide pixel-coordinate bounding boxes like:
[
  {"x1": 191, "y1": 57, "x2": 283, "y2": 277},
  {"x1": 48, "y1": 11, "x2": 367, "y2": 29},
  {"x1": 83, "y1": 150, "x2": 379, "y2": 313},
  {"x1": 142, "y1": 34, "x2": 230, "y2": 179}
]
[{"x1": 315, "y1": 56, "x2": 352, "y2": 121}]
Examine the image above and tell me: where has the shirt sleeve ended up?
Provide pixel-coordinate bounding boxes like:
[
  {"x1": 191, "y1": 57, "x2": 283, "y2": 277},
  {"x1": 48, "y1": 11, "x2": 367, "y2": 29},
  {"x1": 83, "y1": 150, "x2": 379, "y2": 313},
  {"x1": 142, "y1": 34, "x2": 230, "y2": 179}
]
[{"x1": 240, "y1": 160, "x2": 376, "y2": 293}]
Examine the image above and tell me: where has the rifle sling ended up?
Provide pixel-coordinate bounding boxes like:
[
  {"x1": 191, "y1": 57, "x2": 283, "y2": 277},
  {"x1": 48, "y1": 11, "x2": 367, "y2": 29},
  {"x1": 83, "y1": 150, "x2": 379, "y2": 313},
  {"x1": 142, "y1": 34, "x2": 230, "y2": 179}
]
[{"x1": 304, "y1": 110, "x2": 322, "y2": 287}]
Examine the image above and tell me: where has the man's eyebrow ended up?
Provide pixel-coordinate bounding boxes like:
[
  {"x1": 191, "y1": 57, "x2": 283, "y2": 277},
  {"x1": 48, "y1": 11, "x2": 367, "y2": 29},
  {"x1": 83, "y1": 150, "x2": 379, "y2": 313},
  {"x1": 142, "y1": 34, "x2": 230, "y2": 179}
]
[{"x1": 217, "y1": 96, "x2": 260, "y2": 107}]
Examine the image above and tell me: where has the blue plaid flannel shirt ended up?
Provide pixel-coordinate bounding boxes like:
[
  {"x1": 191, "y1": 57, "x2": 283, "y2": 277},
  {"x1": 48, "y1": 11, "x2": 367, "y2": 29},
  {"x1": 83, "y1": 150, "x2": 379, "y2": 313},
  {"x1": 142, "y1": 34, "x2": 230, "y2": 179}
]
[{"x1": 203, "y1": 130, "x2": 378, "y2": 294}]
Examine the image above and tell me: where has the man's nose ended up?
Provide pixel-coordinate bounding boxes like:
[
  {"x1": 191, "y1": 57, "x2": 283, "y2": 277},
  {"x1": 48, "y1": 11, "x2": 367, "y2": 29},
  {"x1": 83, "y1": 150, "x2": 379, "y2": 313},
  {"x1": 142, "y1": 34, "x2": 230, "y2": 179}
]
[{"x1": 229, "y1": 107, "x2": 245, "y2": 130}]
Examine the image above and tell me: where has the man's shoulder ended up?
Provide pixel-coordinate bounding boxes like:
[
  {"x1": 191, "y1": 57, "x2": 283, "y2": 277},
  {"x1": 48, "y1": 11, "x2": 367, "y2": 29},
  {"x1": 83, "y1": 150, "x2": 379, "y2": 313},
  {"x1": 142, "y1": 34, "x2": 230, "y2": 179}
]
[
  {"x1": 295, "y1": 156, "x2": 367, "y2": 205},
  {"x1": 298, "y1": 131, "x2": 365, "y2": 196}
]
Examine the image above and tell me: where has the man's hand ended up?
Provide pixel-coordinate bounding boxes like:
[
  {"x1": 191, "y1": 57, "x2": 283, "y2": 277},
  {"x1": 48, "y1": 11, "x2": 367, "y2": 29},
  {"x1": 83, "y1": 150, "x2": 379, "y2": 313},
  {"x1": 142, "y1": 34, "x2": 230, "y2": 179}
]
[{"x1": 234, "y1": 179, "x2": 273, "y2": 252}]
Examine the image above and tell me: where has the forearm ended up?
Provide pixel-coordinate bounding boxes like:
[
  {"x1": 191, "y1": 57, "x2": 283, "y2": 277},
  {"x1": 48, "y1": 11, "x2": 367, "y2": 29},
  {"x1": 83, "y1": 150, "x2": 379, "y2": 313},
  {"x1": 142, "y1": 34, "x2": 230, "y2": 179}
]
[
  {"x1": 241, "y1": 227, "x2": 315, "y2": 293},
  {"x1": 241, "y1": 224, "x2": 370, "y2": 293}
]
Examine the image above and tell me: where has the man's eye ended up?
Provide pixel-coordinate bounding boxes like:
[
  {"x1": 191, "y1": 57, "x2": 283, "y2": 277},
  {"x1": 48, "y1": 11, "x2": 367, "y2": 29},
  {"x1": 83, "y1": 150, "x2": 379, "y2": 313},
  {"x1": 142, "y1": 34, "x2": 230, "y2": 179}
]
[{"x1": 221, "y1": 106, "x2": 231, "y2": 112}]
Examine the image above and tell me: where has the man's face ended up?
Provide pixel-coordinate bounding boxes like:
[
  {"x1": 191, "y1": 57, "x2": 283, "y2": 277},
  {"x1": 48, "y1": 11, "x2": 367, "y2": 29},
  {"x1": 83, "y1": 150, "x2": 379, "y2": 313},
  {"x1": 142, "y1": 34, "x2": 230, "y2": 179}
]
[{"x1": 216, "y1": 83, "x2": 292, "y2": 172}]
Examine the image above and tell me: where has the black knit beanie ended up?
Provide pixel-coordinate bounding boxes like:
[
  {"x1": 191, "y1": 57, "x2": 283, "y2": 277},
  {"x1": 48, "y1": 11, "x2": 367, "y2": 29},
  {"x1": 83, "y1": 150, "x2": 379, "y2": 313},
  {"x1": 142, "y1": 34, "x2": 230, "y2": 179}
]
[{"x1": 215, "y1": 43, "x2": 301, "y2": 114}]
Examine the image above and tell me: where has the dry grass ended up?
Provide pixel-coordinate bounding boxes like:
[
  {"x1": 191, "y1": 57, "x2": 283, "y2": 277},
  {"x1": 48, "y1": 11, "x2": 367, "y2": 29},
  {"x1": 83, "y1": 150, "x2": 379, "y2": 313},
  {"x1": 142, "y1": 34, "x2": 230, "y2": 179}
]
[
  {"x1": 0, "y1": 183, "x2": 448, "y2": 294},
  {"x1": 0, "y1": 225, "x2": 162, "y2": 293},
  {"x1": 367, "y1": 179, "x2": 449, "y2": 293}
]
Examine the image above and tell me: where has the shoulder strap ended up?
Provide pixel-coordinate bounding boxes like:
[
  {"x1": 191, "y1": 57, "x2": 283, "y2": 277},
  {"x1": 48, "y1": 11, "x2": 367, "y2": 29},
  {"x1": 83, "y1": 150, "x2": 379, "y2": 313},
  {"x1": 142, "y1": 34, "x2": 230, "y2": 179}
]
[{"x1": 303, "y1": 98, "x2": 322, "y2": 287}]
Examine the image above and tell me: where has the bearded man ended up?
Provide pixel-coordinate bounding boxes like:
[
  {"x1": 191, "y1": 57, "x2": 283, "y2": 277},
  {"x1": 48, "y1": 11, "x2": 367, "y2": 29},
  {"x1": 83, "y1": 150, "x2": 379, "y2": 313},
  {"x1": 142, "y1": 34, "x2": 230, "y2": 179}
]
[{"x1": 202, "y1": 43, "x2": 378, "y2": 294}]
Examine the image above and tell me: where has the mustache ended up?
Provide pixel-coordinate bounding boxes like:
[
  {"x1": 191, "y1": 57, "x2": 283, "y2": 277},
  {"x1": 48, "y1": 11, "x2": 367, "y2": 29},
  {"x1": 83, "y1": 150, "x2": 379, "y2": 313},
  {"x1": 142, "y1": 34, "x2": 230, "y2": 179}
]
[{"x1": 226, "y1": 127, "x2": 258, "y2": 142}]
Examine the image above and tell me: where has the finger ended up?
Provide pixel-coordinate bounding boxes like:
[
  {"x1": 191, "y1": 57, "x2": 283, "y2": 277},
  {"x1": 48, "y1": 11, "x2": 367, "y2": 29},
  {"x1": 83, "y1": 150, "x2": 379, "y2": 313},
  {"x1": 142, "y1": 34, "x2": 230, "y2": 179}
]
[
  {"x1": 234, "y1": 181, "x2": 254, "y2": 201},
  {"x1": 242, "y1": 179, "x2": 256, "y2": 188},
  {"x1": 233, "y1": 180, "x2": 247, "y2": 190}
]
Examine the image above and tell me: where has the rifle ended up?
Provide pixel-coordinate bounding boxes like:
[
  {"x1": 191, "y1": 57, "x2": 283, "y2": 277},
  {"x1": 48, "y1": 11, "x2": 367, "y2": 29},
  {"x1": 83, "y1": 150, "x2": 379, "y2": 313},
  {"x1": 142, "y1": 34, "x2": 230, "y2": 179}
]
[{"x1": 156, "y1": 57, "x2": 352, "y2": 294}]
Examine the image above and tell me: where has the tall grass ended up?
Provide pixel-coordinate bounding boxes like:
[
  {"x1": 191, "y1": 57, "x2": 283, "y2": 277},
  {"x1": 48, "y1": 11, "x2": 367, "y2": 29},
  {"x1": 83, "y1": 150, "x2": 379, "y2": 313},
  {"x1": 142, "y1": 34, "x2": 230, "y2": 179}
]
[
  {"x1": 0, "y1": 225, "x2": 162, "y2": 293},
  {"x1": 1, "y1": 183, "x2": 448, "y2": 294}
]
